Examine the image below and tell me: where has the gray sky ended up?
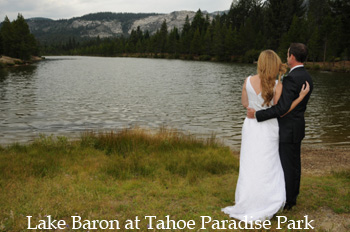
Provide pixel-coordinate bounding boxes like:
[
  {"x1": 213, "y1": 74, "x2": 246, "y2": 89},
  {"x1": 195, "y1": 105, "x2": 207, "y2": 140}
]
[{"x1": 0, "y1": 0, "x2": 233, "y2": 21}]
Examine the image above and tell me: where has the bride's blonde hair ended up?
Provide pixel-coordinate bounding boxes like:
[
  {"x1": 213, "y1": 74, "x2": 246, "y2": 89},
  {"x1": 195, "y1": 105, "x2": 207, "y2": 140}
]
[{"x1": 257, "y1": 50, "x2": 287, "y2": 107}]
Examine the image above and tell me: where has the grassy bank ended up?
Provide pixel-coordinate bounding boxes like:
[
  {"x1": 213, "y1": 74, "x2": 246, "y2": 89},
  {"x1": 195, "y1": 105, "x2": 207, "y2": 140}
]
[{"x1": 0, "y1": 128, "x2": 349, "y2": 231}]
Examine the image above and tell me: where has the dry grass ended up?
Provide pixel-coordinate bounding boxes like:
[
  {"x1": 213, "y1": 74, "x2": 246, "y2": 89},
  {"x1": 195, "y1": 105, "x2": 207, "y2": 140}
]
[{"x1": 304, "y1": 61, "x2": 350, "y2": 72}]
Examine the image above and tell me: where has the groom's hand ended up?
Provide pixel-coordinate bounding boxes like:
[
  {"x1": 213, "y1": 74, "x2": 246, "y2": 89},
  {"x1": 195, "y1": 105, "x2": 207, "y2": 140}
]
[{"x1": 247, "y1": 107, "x2": 256, "y2": 118}]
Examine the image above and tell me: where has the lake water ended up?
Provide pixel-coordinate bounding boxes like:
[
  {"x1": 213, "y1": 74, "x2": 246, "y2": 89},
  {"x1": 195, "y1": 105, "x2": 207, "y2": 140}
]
[{"x1": 0, "y1": 56, "x2": 349, "y2": 149}]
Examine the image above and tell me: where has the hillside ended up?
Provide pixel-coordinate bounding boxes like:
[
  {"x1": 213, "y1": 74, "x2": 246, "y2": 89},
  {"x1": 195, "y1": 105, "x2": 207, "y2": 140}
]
[{"x1": 26, "y1": 11, "x2": 218, "y2": 44}]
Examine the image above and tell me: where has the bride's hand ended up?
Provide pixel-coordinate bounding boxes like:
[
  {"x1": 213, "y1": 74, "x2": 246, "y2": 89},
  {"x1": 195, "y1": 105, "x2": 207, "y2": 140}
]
[
  {"x1": 247, "y1": 107, "x2": 256, "y2": 118},
  {"x1": 299, "y1": 81, "x2": 310, "y2": 99}
]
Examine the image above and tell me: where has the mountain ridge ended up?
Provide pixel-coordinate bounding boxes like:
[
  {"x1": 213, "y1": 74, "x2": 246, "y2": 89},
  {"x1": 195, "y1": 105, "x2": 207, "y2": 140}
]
[{"x1": 25, "y1": 10, "x2": 227, "y2": 44}]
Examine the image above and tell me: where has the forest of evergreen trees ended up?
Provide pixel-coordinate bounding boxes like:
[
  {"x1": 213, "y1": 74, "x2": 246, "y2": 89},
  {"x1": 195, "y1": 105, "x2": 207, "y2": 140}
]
[
  {"x1": 41, "y1": 0, "x2": 349, "y2": 63},
  {"x1": 0, "y1": 14, "x2": 39, "y2": 60},
  {"x1": 1, "y1": 0, "x2": 349, "y2": 63}
]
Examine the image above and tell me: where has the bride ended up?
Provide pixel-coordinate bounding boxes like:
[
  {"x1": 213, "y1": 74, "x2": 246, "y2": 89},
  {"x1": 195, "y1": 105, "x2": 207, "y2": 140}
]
[{"x1": 222, "y1": 50, "x2": 309, "y2": 222}]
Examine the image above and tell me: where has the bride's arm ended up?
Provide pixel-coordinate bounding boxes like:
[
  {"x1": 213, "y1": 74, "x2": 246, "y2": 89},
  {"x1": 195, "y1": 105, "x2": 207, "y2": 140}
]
[
  {"x1": 281, "y1": 81, "x2": 310, "y2": 117},
  {"x1": 241, "y1": 77, "x2": 249, "y2": 108},
  {"x1": 273, "y1": 81, "x2": 283, "y2": 105},
  {"x1": 273, "y1": 71, "x2": 285, "y2": 105}
]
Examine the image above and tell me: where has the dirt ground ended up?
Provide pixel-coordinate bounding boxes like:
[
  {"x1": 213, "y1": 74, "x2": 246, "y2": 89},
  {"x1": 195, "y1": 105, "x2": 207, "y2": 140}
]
[
  {"x1": 300, "y1": 146, "x2": 350, "y2": 232},
  {"x1": 301, "y1": 146, "x2": 350, "y2": 176}
]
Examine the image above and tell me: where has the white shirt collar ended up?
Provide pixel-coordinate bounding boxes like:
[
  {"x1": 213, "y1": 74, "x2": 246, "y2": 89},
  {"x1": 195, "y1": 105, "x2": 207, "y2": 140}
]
[{"x1": 289, "y1": 65, "x2": 304, "y2": 73}]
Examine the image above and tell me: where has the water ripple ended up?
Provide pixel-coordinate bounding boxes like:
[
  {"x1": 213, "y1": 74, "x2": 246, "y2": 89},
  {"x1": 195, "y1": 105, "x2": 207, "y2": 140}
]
[{"x1": 0, "y1": 56, "x2": 349, "y2": 149}]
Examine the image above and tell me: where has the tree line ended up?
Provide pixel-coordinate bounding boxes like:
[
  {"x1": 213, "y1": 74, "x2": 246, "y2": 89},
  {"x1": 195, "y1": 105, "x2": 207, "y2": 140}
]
[
  {"x1": 2, "y1": 0, "x2": 349, "y2": 63},
  {"x1": 0, "y1": 14, "x2": 39, "y2": 60},
  {"x1": 41, "y1": 0, "x2": 349, "y2": 63}
]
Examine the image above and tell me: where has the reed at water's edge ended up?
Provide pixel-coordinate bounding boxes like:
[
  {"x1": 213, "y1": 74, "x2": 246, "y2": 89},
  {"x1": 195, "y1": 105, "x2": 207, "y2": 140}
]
[{"x1": 0, "y1": 127, "x2": 349, "y2": 231}]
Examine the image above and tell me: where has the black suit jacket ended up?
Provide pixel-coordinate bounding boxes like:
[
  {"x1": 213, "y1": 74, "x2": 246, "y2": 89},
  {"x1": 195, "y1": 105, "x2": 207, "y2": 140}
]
[{"x1": 256, "y1": 67, "x2": 313, "y2": 143}]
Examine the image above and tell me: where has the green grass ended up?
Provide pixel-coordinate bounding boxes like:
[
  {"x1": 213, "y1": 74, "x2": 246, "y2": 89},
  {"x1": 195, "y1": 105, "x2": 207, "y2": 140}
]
[{"x1": 0, "y1": 128, "x2": 349, "y2": 231}]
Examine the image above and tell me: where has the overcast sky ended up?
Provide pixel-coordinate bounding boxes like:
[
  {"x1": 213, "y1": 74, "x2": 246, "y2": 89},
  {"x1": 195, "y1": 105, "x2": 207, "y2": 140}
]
[{"x1": 0, "y1": 0, "x2": 233, "y2": 21}]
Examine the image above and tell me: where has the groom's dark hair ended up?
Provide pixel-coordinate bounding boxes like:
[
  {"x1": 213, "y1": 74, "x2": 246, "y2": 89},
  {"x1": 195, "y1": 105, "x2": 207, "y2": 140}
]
[{"x1": 289, "y1": 43, "x2": 308, "y2": 63}]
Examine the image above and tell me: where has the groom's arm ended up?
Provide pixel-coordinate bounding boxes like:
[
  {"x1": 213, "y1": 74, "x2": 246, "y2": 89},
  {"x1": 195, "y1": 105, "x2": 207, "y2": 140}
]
[{"x1": 256, "y1": 75, "x2": 299, "y2": 122}]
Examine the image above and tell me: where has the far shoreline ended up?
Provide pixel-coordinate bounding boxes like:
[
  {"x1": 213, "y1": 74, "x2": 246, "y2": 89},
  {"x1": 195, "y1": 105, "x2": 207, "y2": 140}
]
[
  {"x1": 45, "y1": 53, "x2": 350, "y2": 73},
  {"x1": 2, "y1": 53, "x2": 349, "y2": 73}
]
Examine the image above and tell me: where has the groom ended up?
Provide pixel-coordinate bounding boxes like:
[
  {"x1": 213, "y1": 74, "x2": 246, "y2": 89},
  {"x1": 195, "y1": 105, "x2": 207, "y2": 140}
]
[{"x1": 247, "y1": 43, "x2": 313, "y2": 210}]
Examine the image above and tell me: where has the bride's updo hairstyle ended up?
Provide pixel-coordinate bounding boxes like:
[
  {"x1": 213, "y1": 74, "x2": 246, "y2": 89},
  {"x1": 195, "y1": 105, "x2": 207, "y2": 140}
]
[{"x1": 257, "y1": 50, "x2": 287, "y2": 107}]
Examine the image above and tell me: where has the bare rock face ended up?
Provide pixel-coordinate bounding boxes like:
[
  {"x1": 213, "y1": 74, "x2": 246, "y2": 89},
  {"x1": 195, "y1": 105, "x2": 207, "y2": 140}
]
[
  {"x1": 69, "y1": 20, "x2": 123, "y2": 37},
  {"x1": 128, "y1": 11, "x2": 197, "y2": 34}
]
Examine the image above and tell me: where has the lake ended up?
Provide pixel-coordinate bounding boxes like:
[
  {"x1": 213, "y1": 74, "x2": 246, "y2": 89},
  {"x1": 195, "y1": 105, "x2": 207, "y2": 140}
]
[{"x1": 0, "y1": 56, "x2": 349, "y2": 149}]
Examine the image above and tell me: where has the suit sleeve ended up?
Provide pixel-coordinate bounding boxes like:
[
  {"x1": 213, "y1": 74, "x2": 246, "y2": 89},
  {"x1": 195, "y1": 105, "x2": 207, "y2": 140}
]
[{"x1": 256, "y1": 75, "x2": 299, "y2": 122}]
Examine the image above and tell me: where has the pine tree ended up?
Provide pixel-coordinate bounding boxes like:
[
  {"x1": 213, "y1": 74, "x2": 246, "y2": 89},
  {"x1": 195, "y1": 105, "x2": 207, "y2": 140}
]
[
  {"x1": 12, "y1": 13, "x2": 34, "y2": 59},
  {"x1": 265, "y1": 0, "x2": 306, "y2": 50},
  {"x1": 0, "y1": 16, "x2": 14, "y2": 57},
  {"x1": 211, "y1": 15, "x2": 225, "y2": 58},
  {"x1": 159, "y1": 20, "x2": 168, "y2": 53},
  {"x1": 329, "y1": 0, "x2": 350, "y2": 60},
  {"x1": 278, "y1": 15, "x2": 308, "y2": 60},
  {"x1": 308, "y1": 27, "x2": 322, "y2": 62},
  {"x1": 191, "y1": 9, "x2": 206, "y2": 34},
  {"x1": 168, "y1": 27, "x2": 180, "y2": 54},
  {"x1": 190, "y1": 28, "x2": 202, "y2": 55},
  {"x1": 227, "y1": 0, "x2": 255, "y2": 29},
  {"x1": 308, "y1": 0, "x2": 329, "y2": 27},
  {"x1": 237, "y1": 18, "x2": 255, "y2": 56},
  {"x1": 180, "y1": 15, "x2": 192, "y2": 54},
  {"x1": 224, "y1": 26, "x2": 238, "y2": 58},
  {"x1": 0, "y1": 14, "x2": 39, "y2": 59},
  {"x1": 0, "y1": 33, "x2": 3, "y2": 54},
  {"x1": 320, "y1": 13, "x2": 341, "y2": 62},
  {"x1": 202, "y1": 26, "x2": 212, "y2": 56}
]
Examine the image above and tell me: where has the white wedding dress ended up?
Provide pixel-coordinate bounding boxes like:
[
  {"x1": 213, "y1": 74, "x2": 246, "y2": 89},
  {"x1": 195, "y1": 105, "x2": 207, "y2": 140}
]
[{"x1": 222, "y1": 76, "x2": 286, "y2": 222}]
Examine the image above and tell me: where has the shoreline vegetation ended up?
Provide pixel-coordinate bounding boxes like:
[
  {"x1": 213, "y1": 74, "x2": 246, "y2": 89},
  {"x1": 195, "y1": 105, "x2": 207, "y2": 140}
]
[
  {"x1": 117, "y1": 53, "x2": 350, "y2": 73},
  {"x1": 0, "y1": 128, "x2": 349, "y2": 231},
  {"x1": 1, "y1": 54, "x2": 350, "y2": 73}
]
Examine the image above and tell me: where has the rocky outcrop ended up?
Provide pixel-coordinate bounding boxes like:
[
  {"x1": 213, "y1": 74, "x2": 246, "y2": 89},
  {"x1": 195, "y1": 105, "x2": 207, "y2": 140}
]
[
  {"x1": 0, "y1": 55, "x2": 43, "y2": 67},
  {"x1": 69, "y1": 19, "x2": 123, "y2": 37},
  {"x1": 128, "y1": 11, "x2": 197, "y2": 34}
]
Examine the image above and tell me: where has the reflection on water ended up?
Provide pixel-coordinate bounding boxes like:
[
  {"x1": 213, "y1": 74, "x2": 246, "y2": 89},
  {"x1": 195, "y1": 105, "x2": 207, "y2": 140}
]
[
  {"x1": 305, "y1": 70, "x2": 350, "y2": 146},
  {"x1": 0, "y1": 56, "x2": 349, "y2": 149}
]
